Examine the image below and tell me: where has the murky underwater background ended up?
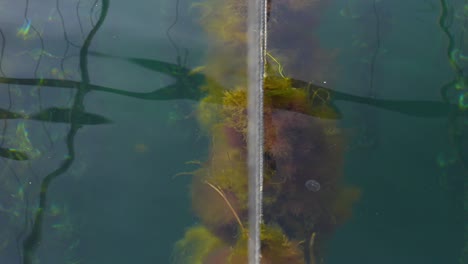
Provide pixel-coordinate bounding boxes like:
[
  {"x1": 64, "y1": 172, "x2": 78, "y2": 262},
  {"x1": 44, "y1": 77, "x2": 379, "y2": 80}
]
[{"x1": 0, "y1": 0, "x2": 466, "y2": 263}]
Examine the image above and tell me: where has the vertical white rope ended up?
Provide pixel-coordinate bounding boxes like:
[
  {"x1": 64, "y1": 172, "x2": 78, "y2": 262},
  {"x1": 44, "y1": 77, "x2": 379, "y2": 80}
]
[{"x1": 247, "y1": 0, "x2": 266, "y2": 263}]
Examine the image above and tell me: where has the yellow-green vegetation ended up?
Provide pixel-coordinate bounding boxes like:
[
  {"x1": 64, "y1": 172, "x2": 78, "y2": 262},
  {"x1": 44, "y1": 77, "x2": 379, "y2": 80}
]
[
  {"x1": 190, "y1": 126, "x2": 248, "y2": 227},
  {"x1": 196, "y1": 78, "x2": 226, "y2": 133},
  {"x1": 221, "y1": 88, "x2": 248, "y2": 136},
  {"x1": 173, "y1": 225, "x2": 225, "y2": 264},
  {"x1": 14, "y1": 122, "x2": 41, "y2": 159},
  {"x1": 260, "y1": 225, "x2": 304, "y2": 263},
  {"x1": 173, "y1": 0, "x2": 361, "y2": 263},
  {"x1": 193, "y1": 0, "x2": 247, "y2": 44}
]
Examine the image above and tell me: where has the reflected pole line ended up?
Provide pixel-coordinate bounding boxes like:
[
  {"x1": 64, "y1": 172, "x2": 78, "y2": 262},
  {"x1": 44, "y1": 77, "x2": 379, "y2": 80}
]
[
  {"x1": 247, "y1": 0, "x2": 266, "y2": 263},
  {"x1": 20, "y1": 1, "x2": 110, "y2": 263}
]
